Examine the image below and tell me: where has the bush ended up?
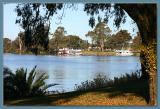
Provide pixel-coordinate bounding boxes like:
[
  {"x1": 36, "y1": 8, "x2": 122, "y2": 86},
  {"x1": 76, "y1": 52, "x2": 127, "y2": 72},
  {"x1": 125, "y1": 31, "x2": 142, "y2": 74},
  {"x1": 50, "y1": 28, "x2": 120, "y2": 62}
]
[
  {"x1": 74, "y1": 70, "x2": 142, "y2": 91},
  {"x1": 74, "y1": 73, "x2": 109, "y2": 91},
  {"x1": 4, "y1": 66, "x2": 58, "y2": 99}
]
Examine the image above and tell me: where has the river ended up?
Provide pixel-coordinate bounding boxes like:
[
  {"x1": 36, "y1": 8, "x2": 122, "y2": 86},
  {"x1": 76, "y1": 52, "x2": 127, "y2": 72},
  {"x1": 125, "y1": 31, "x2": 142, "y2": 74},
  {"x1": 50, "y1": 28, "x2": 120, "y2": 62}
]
[{"x1": 3, "y1": 53, "x2": 141, "y2": 92}]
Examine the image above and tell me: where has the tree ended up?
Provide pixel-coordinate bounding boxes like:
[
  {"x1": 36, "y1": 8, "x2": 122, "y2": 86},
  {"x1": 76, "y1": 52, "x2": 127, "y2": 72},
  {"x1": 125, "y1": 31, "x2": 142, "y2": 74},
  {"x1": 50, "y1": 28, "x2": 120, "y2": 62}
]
[
  {"x1": 15, "y1": 3, "x2": 157, "y2": 105},
  {"x1": 51, "y1": 26, "x2": 66, "y2": 52},
  {"x1": 12, "y1": 37, "x2": 20, "y2": 53},
  {"x1": 85, "y1": 30, "x2": 97, "y2": 48},
  {"x1": 106, "y1": 30, "x2": 132, "y2": 50},
  {"x1": 66, "y1": 35, "x2": 87, "y2": 49},
  {"x1": 94, "y1": 22, "x2": 111, "y2": 51},
  {"x1": 4, "y1": 66, "x2": 57, "y2": 99},
  {"x1": 131, "y1": 32, "x2": 142, "y2": 51},
  {"x1": 84, "y1": 3, "x2": 156, "y2": 105},
  {"x1": 15, "y1": 3, "x2": 63, "y2": 54},
  {"x1": 86, "y1": 22, "x2": 111, "y2": 51},
  {"x1": 3, "y1": 38, "x2": 12, "y2": 53},
  {"x1": 18, "y1": 32, "x2": 25, "y2": 54},
  {"x1": 49, "y1": 33, "x2": 88, "y2": 52}
]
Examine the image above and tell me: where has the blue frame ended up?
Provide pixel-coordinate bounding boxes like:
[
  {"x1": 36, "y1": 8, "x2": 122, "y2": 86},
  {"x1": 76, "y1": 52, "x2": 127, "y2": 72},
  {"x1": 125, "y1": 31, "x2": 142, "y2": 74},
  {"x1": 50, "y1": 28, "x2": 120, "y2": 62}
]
[{"x1": 0, "y1": 0, "x2": 159, "y2": 109}]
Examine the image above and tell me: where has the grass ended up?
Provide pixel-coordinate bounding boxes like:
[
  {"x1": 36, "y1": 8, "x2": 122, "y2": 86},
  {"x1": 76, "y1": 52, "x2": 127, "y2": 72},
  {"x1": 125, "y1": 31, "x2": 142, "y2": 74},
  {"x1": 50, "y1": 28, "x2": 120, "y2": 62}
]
[
  {"x1": 4, "y1": 88, "x2": 147, "y2": 106},
  {"x1": 81, "y1": 50, "x2": 116, "y2": 56},
  {"x1": 4, "y1": 71, "x2": 149, "y2": 106}
]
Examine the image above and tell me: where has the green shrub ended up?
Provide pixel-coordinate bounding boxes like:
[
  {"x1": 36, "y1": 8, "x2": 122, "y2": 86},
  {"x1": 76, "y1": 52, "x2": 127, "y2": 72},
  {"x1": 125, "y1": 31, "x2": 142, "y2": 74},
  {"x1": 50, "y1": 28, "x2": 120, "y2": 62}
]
[
  {"x1": 4, "y1": 66, "x2": 58, "y2": 99},
  {"x1": 74, "y1": 71, "x2": 142, "y2": 91}
]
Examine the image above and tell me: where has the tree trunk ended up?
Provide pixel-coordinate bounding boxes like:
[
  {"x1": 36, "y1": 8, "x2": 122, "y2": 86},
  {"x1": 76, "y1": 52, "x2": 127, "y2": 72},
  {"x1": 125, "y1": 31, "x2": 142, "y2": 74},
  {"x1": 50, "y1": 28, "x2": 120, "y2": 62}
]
[
  {"x1": 149, "y1": 73, "x2": 157, "y2": 105},
  {"x1": 101, "y1": 40, "x2": 104, "y2": 52},
  {"x1": 91, "y1": 39, "x2": 93, "y2": 49},
  {"x1": 19, "y1": 36, "x2": 22, "y2": 54},
  {"x1": 100, "y1": 34, "x2": 104, "y2": 52},
  {"x1": 119, "y1": 4, "x2": 157, "y2": 105}
]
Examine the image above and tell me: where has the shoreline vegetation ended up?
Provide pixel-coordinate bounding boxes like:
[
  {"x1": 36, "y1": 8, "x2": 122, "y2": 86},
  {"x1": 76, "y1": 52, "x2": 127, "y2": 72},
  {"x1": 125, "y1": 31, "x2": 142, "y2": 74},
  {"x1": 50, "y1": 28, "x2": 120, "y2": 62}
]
[
  {"x1": 81, "y1": 51, "x2": 140, "y2": 56},
  {"x1": 3, "y1": 3, "x2": 156, "y2": 105},
  {"x1": 4, "y1": 50, "x2": 140, "y2": 56},
  {"x1": 4, "y1": 66, "x2": 148, "y2": 106}
]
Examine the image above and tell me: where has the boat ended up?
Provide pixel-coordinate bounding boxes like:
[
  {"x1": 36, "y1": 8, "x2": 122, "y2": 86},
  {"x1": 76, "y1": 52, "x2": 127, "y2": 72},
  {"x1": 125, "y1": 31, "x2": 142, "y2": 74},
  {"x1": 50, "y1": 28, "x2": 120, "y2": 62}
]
[
  {"x1": 115, "y1": 41, "x2": 133, "y2": 56},
  {"x1": 58, "y1": 48, "x2": 82, "y2": 56},
  {"x1": 116, "y1": 50, "x2": 133, "y2": 56}
]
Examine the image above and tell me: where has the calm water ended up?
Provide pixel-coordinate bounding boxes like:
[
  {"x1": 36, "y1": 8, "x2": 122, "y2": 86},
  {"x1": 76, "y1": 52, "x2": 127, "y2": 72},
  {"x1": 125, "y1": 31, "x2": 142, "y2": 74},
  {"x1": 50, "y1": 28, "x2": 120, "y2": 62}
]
[{"x1": 3, "y1": 53, "x2": 141, "y2": 92}]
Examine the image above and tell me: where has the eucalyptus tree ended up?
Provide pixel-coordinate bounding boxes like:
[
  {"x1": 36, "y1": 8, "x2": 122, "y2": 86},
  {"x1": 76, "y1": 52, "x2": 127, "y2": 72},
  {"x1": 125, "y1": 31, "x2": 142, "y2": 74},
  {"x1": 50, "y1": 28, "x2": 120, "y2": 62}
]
[
  {"x1": 131, "y1": 32, "x2": 142, "y2": 51},
  {"x1": 51, "y1": 26, "x2": 66, "y2": 51},
  {"x1": 84, "y1": 3, "x2": 156, "y2": 105},
  {"x1": 94, "y1": 22, "x2": 111, "y2": 51},
  {"x1": 105, "y1": 30, "x2": 132, "y2": 50},
  {"x1": 85, "y1": 30, "x2": 97, "y2": 48},
  {"x1": 15, "y1": 3, "x2": 63, "y2": 54},
  {"x1": 18, "y1": 32, "x2": 25, "y2": 54},
  {"x1": 15, "y1": 3, "x2": 157, "y2": 105},
  {"x1": 3, "y1": 38, "x2": 12, "y2": 53},
  {"x1": 86, "y1": 22, "x2": 111, "y2": 51}
]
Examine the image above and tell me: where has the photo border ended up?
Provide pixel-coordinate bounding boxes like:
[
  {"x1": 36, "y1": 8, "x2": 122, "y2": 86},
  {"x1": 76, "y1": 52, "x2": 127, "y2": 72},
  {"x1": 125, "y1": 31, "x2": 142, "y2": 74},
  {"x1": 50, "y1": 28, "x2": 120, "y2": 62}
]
[{"x1": 0, "y1": 0, "x2": 159, "y2": 109}]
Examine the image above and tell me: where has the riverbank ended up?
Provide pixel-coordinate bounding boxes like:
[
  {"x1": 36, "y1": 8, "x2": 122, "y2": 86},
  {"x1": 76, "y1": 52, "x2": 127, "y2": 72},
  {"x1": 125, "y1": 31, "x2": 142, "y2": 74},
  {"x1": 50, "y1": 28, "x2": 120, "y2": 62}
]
[
  {"x1": 4, "y1": 51, "x2": 140, "y2": 56},
  {"x1": 4, "y1": 87, "x2": 147, "y2": 106},
  {"x1": 81, "y1": 51, "x2": 116, "y2": 56},
  {"x1": 81, "y1": 51, "x2": 140, "y2": 56},
  {"x1": 4, "y1": 61, "x2": 146, "y2": 106}
]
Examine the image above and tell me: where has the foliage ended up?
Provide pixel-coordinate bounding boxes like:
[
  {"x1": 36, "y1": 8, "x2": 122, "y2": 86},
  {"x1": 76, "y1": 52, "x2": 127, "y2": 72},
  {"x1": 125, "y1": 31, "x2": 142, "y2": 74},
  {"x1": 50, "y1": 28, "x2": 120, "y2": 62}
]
[
  {"x1": 14, "y1": 3, "x2": 157, "y2": 105},
  {"x1": 15, "y1": 3, "x2": 63, "y2": 54},
  {"x1": 131, "y1": 32, "x2": 142, "y2": 51},
  {"x1": 74, "y1": 70, "x2": 150, "y2": 104},
  {"x1": 51, "y1": 26, "x2": 66, "y2": 51},
  {"x1": 49, "y1": 26, "x2": 88, "y2": 53},
  {"x1": 75, "y1": 73, "x2": 109, "y2": 91},
  {"x1": 10, "y1": 37, "x2": 19, "y2": 53},
  {"x1": 84, "y1": 4, "x2": 126, "y2": 28},
  {"x1": 140, "y1": 40, "x2": 156, "y2": 105},
  {"x1": 3, "y1": 38, "x2": 12, "y2": 53},
  {"x1": 141, "y1": 40, "x2": 156, "y2": 76},
  {"x1": 86, "y1": 22, "x2": 111, "y2": 51},
  {"x1": 81, "y1": 51, "x2": 116, "y2": 56},
  {"x1": 4, "y1": 34, "x2": 88, "y2": 55},
  {"x1": 85, "y1": 31, "x2": 96, "y2": 46},
  {"x1": 66, "y1": 35, "x2": 88, "y2": 49},
  {"x1": 75, "y1": 71, "x2": 142, "y2": 92},
  {"x1": 4, "y1": 66, "x2": 57, "y2": 99},
  {"x1": 105, "y1": 30, "x2": 132, "y2": 50}
]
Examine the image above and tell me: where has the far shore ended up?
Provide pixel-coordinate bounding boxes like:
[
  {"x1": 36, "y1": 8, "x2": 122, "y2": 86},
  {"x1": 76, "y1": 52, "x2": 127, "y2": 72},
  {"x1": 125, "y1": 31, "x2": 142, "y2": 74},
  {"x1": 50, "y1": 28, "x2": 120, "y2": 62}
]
[{"x1": 4, "y1": 51, "x2": 140, "y2": 56}]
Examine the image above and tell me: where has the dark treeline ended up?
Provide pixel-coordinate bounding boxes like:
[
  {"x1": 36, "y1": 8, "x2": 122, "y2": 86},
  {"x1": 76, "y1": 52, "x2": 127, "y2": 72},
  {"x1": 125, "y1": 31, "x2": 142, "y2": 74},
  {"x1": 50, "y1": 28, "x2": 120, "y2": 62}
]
[
  {"x1": 85, "y1": 21, "x2": 141, "y2": 52},
  {"x1": 3, "y1": 27, "x2": 141, "y2": 55},
  {"x1": 3, "y1": 26, "x2": 89, "y2": 55}
]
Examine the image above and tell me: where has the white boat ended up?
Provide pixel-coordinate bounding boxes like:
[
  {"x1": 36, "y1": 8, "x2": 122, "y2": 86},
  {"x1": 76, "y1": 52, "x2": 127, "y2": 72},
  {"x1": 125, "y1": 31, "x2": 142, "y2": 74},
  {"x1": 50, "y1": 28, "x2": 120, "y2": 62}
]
[
  {"x1": 116, "y1": 50, "x2": 133, "y2": 56},
  {"x1": 116, "y1": 41, "x2": 133, "y2": 56},
  {"x1": 58, "y1": 48, "x2": 82, "y2": 56}
]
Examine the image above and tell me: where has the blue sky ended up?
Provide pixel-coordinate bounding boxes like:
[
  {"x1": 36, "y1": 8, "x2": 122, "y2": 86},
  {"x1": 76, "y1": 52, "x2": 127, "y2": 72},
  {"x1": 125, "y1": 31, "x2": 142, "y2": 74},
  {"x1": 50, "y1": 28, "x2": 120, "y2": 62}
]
[{"x1": 4, "y1": 3, "x2": 139, "y2": 42}]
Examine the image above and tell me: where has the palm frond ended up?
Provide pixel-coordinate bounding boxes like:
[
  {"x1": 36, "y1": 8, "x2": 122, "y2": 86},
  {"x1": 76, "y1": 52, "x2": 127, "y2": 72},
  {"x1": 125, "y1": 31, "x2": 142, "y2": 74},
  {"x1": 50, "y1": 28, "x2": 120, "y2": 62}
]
[
  {"x1": 31, "y1": 72, "x2": 48, "y2": 91},
  {"x1": 41, "y1": 83, "x2": 59, "y2": 91},
  {"x1": 27, "y1": 66, "x2": 37, "y2": 88}
]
